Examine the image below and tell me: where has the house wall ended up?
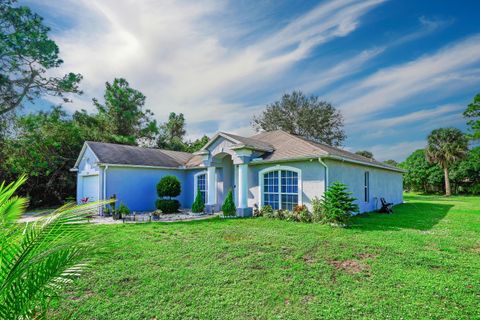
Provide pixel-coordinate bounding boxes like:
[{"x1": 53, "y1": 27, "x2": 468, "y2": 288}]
[
  {"x1": 184, "y1": 168, "x2": 207, "y2": 208},
  {"x1": 76, "y1": 146, "x2": 101, "y2": 203},
  {"x1": 326, "y1": 159, "x2": 403, "y2": 213},
  {"x1": 247, "y1": 160, "x2": 326, "y2": 210},
  {"x1": 105, "y1": 167, "x2": 188, "y2": 212}
]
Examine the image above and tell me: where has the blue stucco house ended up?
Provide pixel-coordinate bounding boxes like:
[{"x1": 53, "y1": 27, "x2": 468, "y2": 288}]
[{"x1": 72, "y1": 130, "x2": 404, "y2": 216}]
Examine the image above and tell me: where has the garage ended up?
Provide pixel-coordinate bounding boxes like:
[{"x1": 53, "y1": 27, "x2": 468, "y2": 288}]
[{"x1": 81, "y1": 174, "x2": 99, "y2": 202}]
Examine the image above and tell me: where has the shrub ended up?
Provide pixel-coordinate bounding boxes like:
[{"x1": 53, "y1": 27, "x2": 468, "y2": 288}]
[
  {"x1": 320, "y1": 182, "x2": 359, "y2": 225},
  {"x1": 274, "y1": 209, "x2": 289, "y2": 220},
  {"x1": 156, "y1": 199, "x2": 180, "y2": 213},
  {"x1": 260, "y1": 205, "x2": 274, "y2": 218},
  {"x1": 157, "y1": 176, "x2": 181, "y2": 199},
  {"x1": 293, "y1": 204, "x2": 312, "y2": 223},
  {"x1": 293, "y1": 204, "x2": 307, "y2": 213},
  {"x1": 118, "y1": 203, "x2": 130, "y2": 217},
  {"x1": 311, "y1": 197, "x2": 323, "y2": 223},
  {"x1": 191, "y1": 188, "x2": 205, "y2": 213},
  {"x1": 221, "y1": 189, "x2": 236, "y2": 216},
  {"x1": 299, "y1": 208, "x2": 312, "y2": 223}
]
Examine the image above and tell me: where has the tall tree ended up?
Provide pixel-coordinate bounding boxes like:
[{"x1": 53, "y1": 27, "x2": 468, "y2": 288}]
[
  {"x1": 252, "y1": 91, "x2": 346, "y2": 146},
  {"x1": 157, "y1": 112, "x2": 187, "y2": 151},
  {"x1": 185, "y1": 135, "x2": 210, "y2": 153},
  {"x1": 426, "y1": 128, "x2": 468, "y2": 196},
  {"x1": 464, "y1": 92, "x2": 480, "y2": 140},
  {"x1": 0, "y1": 0, "x2": 82, "y2": 116},
  {"x1": 450, "y1": 146, "x2": 480, "y2": 194},
  {"x1": 93, "y1": 78, "x2": 158, "y2": 145},
  {"x1": 2, "y1": 106, "x2": 85, "y2": 206},
  {"x1": 399, "y1": 149, "x2": 443, "y2": 193},
  {"x1": 355, "y1": 150, "x2": 374, "y2": 159}
]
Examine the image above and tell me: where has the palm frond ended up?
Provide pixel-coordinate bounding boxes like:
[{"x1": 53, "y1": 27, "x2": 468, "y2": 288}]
[
  {"x1": 0, "y1": 176, "x2": 111, "y2": 319},
  {"x1": 0, "y1": 175, "x2": 28, "y2": 223}
]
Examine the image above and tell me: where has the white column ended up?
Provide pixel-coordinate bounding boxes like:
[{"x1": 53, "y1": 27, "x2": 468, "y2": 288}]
[
  {"x1": 238, "y1": 163, "x2": 248, "y2": 208},
  {"x1": 207, "y1": 166, "x2": 216, "y2": 205}
]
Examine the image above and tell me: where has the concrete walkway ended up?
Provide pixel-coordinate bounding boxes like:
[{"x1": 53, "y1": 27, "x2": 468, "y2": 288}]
[{"x1": 19, "y1": 211, "x2": 219, "y2": 225}]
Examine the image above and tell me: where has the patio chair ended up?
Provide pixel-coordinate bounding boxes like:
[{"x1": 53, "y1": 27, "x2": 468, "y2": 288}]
[{"x1": 379, "y1": 197, "x2": 393, "y2": 214}]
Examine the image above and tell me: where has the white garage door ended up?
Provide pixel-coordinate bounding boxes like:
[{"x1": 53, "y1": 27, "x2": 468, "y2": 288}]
[{"x1": 81, "y1": 175, "x2": 99, "y2": 202}]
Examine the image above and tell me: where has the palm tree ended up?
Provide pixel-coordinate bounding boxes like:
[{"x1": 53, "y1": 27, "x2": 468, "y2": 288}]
[
  {"x1": 426, "y1": 128, "x2": 468, "y2": 196},
  {"x1": 0, "y1": 176, "x2": 107, "y2": 319}
]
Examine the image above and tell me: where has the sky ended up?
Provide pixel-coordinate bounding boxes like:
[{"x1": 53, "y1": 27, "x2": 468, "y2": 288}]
[{"x1": 22, "y1": 0, "x2": 480, "y2": 161}]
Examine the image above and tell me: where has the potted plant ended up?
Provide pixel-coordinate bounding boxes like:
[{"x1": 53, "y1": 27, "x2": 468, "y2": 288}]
[{"x1": 152, "y1": 209, "x2": 162, "y2": 221}]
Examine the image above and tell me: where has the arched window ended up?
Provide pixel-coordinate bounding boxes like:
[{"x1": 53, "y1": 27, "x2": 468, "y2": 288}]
[
  {"x1": 194, "y1": 171, "x2": 207, "y2": 203},
  {"x1": 259, "y1": 166, "x2": 302, "y2": 210}
]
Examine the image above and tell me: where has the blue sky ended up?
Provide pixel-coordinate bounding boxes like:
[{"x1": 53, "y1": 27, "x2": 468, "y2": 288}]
[{"x1": 23, "y1": 0, "x2": 480, "y2": 161}]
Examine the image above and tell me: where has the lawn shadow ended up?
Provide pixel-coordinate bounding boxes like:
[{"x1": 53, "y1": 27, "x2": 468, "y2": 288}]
[{"x1": 349, "y1": 201, "x2": 453, "y2": 231}]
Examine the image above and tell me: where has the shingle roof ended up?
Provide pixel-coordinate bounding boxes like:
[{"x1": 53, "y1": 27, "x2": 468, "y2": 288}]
[
  {"x1": 85, "y1": 141, "x2": 194, "y2": 168},
  {"x1": 82, "y1": 131, "x2": 401, "y2": 172},
  {"x1": 250, "y1": 130, "x2": 402, "y2": 171}
]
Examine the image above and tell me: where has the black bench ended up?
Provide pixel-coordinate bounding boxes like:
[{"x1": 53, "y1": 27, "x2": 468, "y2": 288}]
[{"x1": 379, "y1": 197, "x2": 393, "y2": 214}]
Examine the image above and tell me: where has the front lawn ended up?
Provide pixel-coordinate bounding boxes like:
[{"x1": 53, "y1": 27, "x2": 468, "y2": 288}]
[{"x1": 51, "y1": 194, "x2": 480, "y2": 319}]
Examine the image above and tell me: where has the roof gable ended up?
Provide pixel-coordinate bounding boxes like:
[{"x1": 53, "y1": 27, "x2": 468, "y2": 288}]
[{"x1": 201, "y1": 132, "x2": 274, "y2": 153}]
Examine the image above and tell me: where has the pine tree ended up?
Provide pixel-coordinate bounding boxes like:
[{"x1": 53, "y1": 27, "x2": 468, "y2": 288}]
[
  {"x1": 221, "y1": 189, "x2": 236, "y2": 217},
  {"x1": 321, "y1": 182, "x2": 359, "y2": 225},
  {"x1": 191, "y1": 188, "x2": 205, "y2": 213}
]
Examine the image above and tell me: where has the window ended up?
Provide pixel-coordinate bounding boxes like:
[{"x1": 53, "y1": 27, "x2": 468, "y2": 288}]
[
  {"x1": 364, "y1": 171, "x2": 369, "y2": 202},
  {"x1": 261, "y1": 168, "x2": 300, "y2": 210},
  {"x1": 196, "y1": 173, "x2": 207, "y2": 204}
]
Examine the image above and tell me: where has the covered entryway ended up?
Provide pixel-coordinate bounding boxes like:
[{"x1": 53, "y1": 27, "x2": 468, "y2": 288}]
[{"x1": 80, "y1": 174, "x2": 99, "y2": 202}]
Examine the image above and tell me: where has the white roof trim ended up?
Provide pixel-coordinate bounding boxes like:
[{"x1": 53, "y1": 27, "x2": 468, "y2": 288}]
[
  {"x1": 72, "y1": 142, "x2": 100, "y2": 169},
  {"x1": 321, "y1": 155, "x2": 406, "y2": 173},
  {"x1": 199, "y1": 132, "x2": 242, "y2": 151},
  {"x1": 97, "y1": 163, "x2": 183, "y2": 170}
]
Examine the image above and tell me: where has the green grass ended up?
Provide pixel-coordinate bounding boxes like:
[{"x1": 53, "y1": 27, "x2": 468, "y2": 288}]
[{"x1": 51, "y1": 194, "x2": 480, "y2": 319}]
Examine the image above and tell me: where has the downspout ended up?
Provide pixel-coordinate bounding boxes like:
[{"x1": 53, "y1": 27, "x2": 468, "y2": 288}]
[
  {"x1": 103, "y1": 165, "x2": 109, "y2": 215},
  {"x1": 318, "y1": 157, "x2": 329, "y2": 191}
]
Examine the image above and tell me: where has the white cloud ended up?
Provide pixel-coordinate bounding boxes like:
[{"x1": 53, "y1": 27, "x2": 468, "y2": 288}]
[
  {"x1": 352, "y1": 103, "x2": 464, "y2": 131},
  {"x1": 25, "y1": 0, "x2": 384, "y2": 138},
  {"x1": 331, "y1": 34, "x2": 480, "y2": 122},
  {"x1": 367, "y1": 140, "x2": 427, "y2": 161}
]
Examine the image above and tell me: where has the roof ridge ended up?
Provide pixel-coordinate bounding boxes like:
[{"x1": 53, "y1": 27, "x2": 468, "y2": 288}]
[{"x1": 86, "y1": 141, "x2": 194, "y2": 156}]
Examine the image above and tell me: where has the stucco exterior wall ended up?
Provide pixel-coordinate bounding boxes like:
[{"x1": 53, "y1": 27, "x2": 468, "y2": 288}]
[
  {"x1": 76, "y1": 146, "x2": 101, "y2": 203},
  {"x1": 184, "y1": 168, "x2": 207, "y2": 208},
  {"x1": 326, "y1": 159, "x2": 403, "y2": 213},
  {"x1": 105, "y1": 167, "x2": 187, "y2": 211},
  {"x1": 247, "y1": 160, "x2": 326, "y2": 210}
]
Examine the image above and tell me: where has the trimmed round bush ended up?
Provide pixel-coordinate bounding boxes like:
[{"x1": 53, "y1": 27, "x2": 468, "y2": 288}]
[
  {"x1": 156, "y1": 199, "x2": 180, "y2": 213},
  {"x1": 157, "y1": 176, "x2": 181, "y2": 198}
]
